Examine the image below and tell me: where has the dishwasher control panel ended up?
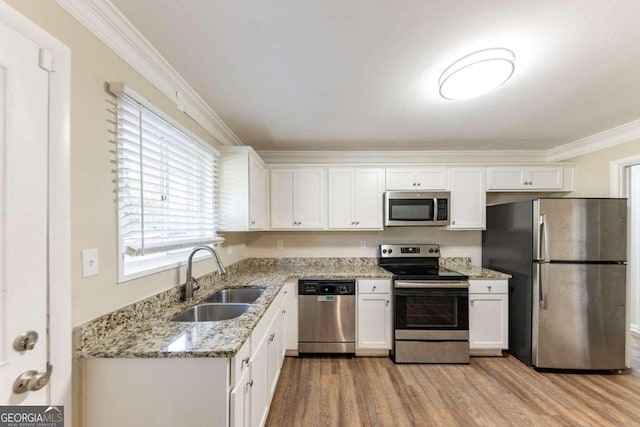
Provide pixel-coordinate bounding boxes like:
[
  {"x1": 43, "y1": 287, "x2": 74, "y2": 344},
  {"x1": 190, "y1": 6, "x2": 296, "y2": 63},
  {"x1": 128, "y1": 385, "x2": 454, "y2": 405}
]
[{"x1": 298, "y1": 279, "x2": 356, "y2": 295}]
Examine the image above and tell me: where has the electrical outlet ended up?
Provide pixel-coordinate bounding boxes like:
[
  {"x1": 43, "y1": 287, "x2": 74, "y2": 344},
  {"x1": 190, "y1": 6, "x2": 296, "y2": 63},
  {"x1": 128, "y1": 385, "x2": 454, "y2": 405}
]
[
  {"x1": 82, "y1": 249, "x2": 99, "y2": 277},
  {"x1": 276, "y1": 240, "x2": 284, "y2": 250},
  {"x1": 360, "y1": 240, "x2": 367, "y2": 249},
  {"x1": 226, "y1": 244, "x2": 233, "y2": 255}
]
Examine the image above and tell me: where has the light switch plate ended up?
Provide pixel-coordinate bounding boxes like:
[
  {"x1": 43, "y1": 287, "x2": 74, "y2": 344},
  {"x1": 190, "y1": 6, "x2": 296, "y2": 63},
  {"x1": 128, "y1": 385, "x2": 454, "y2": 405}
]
[
  {"x1": 82, "y1": 249, "x2": 99, "y2": 277},
  {"x1": 276, "y1": 240, "x2": 284, "y2": 250}
]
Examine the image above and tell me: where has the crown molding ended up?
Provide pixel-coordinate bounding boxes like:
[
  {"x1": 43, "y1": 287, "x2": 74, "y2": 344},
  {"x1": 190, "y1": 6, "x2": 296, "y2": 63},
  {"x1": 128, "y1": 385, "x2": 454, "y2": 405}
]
[
  {"x1": 257, "y1": 149, "x2": 549, "y2": 165},
  {"x1": 546, "y1": 118, "x2": 640, "y2": 161},
  {"x1": 55, "y1": 0, "x2": 243, "y2": 147}
]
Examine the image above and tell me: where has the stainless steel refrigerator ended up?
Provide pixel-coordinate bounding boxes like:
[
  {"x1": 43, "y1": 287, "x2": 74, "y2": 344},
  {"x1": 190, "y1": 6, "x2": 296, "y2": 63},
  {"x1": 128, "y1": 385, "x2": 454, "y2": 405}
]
[{"x1": 482, "y1": 198, "x2": 627, "y2": 370}]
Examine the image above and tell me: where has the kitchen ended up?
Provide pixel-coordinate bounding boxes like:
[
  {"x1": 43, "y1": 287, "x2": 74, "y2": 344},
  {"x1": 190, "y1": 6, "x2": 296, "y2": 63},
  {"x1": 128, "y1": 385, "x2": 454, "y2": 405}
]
[{"x1": 1, "y1": 1, "x2": 640, "y2": 427}]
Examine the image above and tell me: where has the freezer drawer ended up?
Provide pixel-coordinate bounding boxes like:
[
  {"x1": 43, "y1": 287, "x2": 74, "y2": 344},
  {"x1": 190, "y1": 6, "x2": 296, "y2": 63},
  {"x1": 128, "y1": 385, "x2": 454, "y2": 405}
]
[{"x1": 532, "y1": 263, "x2": 626, "y2": 369}]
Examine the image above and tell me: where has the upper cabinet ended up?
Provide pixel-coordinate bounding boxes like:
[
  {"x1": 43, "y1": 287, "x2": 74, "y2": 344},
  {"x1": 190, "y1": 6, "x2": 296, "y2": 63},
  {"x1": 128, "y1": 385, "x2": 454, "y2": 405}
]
[
  {"x1": 386, "y1": 167, "x2": 447, "y2": 190},
  {"x1": 328, "y1": 168, "x2": 385, "y2": 230},
  {"x1": 486, "y1": 166, "x2": 569, "y2": 191},
  {"x1": 447, "y1": 168, "x2": 486, "y2": 230},
  {"x1": 219, "y1": 147, "x2": 268, "y2": 231},
  {"x1": 270, "y1": 168, "x2": 326, "y2": 229}
]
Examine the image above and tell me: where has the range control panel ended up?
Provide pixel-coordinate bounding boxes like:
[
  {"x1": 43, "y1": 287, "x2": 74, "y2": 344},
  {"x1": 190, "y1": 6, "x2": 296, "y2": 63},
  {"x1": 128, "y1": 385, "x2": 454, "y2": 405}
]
[
  {"x1": 298, "y1": 279, "x2": 356, "y2": 295},
  {"x1": 378, "y1": 244, "x2": 440, "y2": 258}
]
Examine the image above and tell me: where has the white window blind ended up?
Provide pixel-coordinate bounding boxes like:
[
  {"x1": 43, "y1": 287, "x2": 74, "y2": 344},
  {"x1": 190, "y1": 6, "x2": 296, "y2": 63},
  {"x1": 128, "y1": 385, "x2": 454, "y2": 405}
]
[{"x1": 113, "y1": 84, "x2": 221, "y2": 261}]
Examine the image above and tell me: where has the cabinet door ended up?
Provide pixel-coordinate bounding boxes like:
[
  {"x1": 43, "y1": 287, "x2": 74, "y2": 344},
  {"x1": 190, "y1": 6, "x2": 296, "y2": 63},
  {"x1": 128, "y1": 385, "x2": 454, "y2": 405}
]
[
  {"x1": 416, "y1": 167, "x2": 447, "y2": 189},
  {"x1": 251, "y1": 335, "x2": 269, "y2": 427},
  {"x1": 284, "y1": 280, "x2": 298, "y2": 353},
  {"x1": 357, "y1": 294, "x2": 392, "y2": 349},
  {"x1": 230, "y1": 368, "x2": 251, "y2": 427},
  {"x1": 266, "y1": 309, "x2": 283, "y2": 401},
  {"x1": 528, "y1": 167, "x2": 563, "y2": 189},
  {"x1": 469, "y1": 293, "x2": 508, "y2": 350},
  {"x1": 448, "y1": 168, "x2": 486, "y2": 229},
  {"x1": 296, "y1": 168, "x2": 326, "y2": 229},
  {"x1": 270, "y1": 169, "x2": 296, "y2": 229},
  {"x1": 385, "y1": 169, "x2": 416, "y2": 190},
  {"x1": 328, "y1": 169, "x2": 355, "y2": 228},
  {"x1": 486, "y1": 167, "x2": 526, "y2": 190},
  {"x1": 249, "y1": 156, "x2": 268, "y2": 229},
  {"x1": 354, "y1": 169, "x2": 384, "y2": 229}
]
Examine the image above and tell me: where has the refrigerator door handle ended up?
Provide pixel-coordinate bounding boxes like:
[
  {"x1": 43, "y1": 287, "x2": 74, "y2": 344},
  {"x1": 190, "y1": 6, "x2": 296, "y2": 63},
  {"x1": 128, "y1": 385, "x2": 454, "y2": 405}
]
[
  {"x1": 538, "y1": 263, "x2": 546, "y2": 309},
  {"x1": 539, "y1": 214, "x2": 550, "y2": 262}
]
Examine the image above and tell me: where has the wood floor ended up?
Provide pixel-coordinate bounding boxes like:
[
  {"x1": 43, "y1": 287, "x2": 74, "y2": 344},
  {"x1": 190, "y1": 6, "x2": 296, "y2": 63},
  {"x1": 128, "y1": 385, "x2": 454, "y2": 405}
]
[{"x1": 265, "y1": 355, "x2": 640, "y2": 427}]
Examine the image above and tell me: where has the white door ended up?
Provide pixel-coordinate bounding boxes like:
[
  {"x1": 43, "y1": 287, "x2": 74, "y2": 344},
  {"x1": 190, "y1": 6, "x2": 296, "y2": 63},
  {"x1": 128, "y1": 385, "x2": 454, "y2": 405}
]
[
  {"x1": 248, "y1": 156, "x2": 267, "y2": 229},
  {"x1": 357, "y1": 294, "x2": 391, "y2": 349},
  {"x1": 296, "y1": 168, "x2": 326, "y2": 229},
  {"x1": 0, "y1": 21, "x2": 50, "y2": 404},
  {"x1": 270, "y1": 169, "x2": 296, "y2": 229},
  {"x1": 354, "y1": 169, "x2": 384, "y2": 229},
  {"x1": 448, "y1": 168, "x2": 486, "y2": 229},
  {"x1": 327, "y1": 169, "x2": 354, "y2": 229}
]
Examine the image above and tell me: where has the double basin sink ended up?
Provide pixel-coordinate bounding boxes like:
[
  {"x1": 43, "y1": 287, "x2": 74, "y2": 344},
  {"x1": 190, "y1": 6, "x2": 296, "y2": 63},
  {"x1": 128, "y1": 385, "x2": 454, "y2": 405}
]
[{"x1": 172, "y1": 287, "x2": 265, "y2": 322}]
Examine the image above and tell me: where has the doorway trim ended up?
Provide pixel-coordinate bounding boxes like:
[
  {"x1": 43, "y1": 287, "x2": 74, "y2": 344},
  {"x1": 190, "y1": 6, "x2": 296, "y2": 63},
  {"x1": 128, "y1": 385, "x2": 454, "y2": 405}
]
[{"x1": 0, "y1": 1, "x2": 71, "y2": 410}]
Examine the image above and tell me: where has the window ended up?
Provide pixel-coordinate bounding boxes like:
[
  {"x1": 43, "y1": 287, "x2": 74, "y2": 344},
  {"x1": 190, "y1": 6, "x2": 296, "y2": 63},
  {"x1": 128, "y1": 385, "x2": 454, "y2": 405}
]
[{"x1": 112, "y1": 82, "x2": 222, "y2": 281}]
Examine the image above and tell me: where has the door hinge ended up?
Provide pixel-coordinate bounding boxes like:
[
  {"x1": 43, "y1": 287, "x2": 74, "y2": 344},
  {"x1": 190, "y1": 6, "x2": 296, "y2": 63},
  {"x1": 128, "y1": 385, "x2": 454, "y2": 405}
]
[{"x1": 39, "y1": 48, "x2": 54, "y2": 72}]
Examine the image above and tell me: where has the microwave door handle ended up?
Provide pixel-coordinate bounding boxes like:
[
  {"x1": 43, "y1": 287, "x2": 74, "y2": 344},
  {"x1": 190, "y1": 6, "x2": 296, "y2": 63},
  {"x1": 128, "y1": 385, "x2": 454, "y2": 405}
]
[{"x1": 433, "y1": 198, "x2": 438, "y2": 220}]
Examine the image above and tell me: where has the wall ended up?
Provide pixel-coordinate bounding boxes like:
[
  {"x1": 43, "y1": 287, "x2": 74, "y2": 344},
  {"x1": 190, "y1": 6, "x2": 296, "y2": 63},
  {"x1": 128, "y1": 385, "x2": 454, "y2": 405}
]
[
  {"x1": 568, "y1": 139, "x2": 640, "y2": 196},
  {"x1": 5, "y1": 0, "x2": 249, "y2": 326},
  {"x1": 247, "y1": 229, "x2": 482, "y2": 264}
]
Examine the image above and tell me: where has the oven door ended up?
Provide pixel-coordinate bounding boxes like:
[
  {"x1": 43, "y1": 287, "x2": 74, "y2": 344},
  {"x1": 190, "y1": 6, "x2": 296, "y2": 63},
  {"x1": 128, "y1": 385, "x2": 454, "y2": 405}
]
[{"x1": 394, "y1": 283, "x2": 469, "y2": 340}]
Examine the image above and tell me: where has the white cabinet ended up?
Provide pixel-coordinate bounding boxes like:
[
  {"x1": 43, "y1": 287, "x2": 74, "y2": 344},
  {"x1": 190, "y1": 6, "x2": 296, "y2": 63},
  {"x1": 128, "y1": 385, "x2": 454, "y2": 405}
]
[
  {"x1": 230, "y1": 367, "x2": 252, "y2": 427},
  {"x1": 283, "y1": 280, "x2": 298, "y2": 355},
  {"x1": 448, "y1": 168, "x2": 486, "y2": 230},
  {"x1": 386, "y1": 167, "x2": 447, "y2": 190},
  {"x1": 328, "y1": 168, "x2": 384, "y2": 230},
  {"x1": 270, "y1": 168, "x2": 326, "y2": 229},
  {"x1": 486, "y1": 166, "x2": 566, "y2": 191},
  {"x1": 219, "y1": 147, "x2": 268, "y2": 231},
  {"x1": 356, "y1": 279, "x2": 392, "y2": 355},
  {"x1": 469, "y1": 279, "x2": 509, "y2": 356}
]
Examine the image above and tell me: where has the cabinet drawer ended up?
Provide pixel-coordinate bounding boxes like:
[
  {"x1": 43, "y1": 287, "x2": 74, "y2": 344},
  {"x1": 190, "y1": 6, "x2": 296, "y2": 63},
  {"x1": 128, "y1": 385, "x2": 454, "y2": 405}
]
[
  {"x1": 230, "y1": 337, "x2": 251, "y2": 387},
  {"x1": 357, "y1": 279, "x2": 391, "y2": 294},
  {"x1": 469, "y1": 280, "x2": 508, "y2": 294}
]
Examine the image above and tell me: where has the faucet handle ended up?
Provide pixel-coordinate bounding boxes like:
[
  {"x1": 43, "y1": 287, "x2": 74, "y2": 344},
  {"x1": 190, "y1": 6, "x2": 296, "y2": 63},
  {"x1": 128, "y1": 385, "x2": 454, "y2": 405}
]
[{"x1": 191, "y1": 277, "x2": 201, "y2": 292}]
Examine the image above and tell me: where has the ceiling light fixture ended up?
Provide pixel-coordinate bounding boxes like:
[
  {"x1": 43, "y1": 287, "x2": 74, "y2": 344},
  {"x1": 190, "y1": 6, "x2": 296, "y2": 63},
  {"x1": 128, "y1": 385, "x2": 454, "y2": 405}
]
[{"x1": 438, "y1": 48, "x2": 515, "y2": 100}]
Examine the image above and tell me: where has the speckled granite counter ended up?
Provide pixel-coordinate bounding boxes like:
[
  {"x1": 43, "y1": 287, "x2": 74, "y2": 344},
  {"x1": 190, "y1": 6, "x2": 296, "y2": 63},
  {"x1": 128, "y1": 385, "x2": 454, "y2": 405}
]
[
  {"x1": 75, "y1": 257, "x2": 509, "y2": 359},
  {"x1": 75, "y1": 258, "x2": 391, "y2": 359}
]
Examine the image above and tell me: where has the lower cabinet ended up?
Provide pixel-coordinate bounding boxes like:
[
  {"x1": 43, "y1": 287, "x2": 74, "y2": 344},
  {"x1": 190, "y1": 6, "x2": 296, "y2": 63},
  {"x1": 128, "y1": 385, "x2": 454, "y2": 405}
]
[
  {"x1": 82, "y1": 286, "x2": 288, "y2": 427},
  {"x1": 356, "y1": 279, "x2": 392, "y2": 355},
  {"x1": 469, "y1": 279, "x2": 509, "y2": 356}
]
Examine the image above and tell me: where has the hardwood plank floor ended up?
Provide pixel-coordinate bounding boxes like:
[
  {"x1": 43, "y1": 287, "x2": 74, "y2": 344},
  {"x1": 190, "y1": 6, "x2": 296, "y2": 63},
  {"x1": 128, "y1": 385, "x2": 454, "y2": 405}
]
[{"x1": 266, "y1": 356, "x2": 640, "y2": 427}]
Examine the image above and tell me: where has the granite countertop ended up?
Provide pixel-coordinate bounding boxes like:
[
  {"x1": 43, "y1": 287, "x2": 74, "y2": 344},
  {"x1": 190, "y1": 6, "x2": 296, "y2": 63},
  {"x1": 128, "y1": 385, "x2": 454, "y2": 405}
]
[{"x1": 75, "y1": 257, "x2": 510, "y2": 360}]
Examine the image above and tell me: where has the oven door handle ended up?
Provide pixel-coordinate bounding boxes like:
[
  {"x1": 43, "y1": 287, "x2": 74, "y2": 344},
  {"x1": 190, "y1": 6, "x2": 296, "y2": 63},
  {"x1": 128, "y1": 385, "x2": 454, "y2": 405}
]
[{"x1": 394, "y1": 281, "x2": 469, "y2": 289}]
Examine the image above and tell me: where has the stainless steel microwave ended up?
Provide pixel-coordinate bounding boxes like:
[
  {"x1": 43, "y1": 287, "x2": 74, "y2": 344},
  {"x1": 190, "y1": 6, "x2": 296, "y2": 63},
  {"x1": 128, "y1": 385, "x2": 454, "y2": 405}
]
[{"x1": 384, "y1": 191, "x2": 450, "y2": 226}]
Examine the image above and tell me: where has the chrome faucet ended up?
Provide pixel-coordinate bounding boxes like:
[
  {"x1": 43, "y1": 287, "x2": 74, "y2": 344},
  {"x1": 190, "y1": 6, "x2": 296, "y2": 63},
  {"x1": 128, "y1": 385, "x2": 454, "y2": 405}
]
[{"x1": 182, "y1": 245, "x2": 226, "y2": 302}]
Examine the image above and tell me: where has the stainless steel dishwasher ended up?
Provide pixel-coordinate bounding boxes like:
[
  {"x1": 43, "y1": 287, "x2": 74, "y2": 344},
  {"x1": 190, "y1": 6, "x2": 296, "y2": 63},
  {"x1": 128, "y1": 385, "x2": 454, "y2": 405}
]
[{"x1": 298, "y1": 278, "x2": 356, "y2": 354}]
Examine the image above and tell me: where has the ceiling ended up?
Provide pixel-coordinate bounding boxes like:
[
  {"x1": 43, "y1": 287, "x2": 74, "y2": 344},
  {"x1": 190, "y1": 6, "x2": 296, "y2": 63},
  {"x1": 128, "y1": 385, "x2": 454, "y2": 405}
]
[{"x1": 110, "y1": 0, "x2": 640, "y2": 152}]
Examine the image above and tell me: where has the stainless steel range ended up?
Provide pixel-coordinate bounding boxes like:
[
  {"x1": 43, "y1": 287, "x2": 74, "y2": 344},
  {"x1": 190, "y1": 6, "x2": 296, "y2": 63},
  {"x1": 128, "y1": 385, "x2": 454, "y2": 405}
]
[{"x1": 378, "y1": 244, "x2": 470, "y2": 364}]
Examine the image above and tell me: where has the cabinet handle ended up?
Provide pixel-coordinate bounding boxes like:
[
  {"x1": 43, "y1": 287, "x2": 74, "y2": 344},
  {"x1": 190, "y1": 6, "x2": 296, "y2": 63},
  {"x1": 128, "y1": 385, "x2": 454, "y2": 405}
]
[
  {"x1": 452, "y1": 220, "x2": 456, "y2": 225},
  {"x1": 416, "y1": 182, "x2": 421, "y2": 187},
  {"x1": 355, "y1": 221, "x2": 359, "y2": 225},
  {"x1": 251, "y1": 221, "x2": 255, "y2": 224},
  {"x1": 412, "y1": 182, "x2": 417, "y2": 187},
  {"x1": 241, "y1": 357, "x2": 249, "y2": 368},
  {"x1": 386, "y1": 300, "x2": 390, "y2": 305},
  {"x1": 487, "y1": 285, "x2": 492, "y2": 292},
  {"x1": 470, "y1": 299, "x2": 475, "y2": 306},
  {"x1": 269, "y1": 333, "x2": 275, "y2": 342},
  {"x1": 351, "y1": 221, "x2": 355, "y2": 225},
  {"x1": 282, "y1": 309, "x2": 286, "y2": 315},
  {"x1": 372, "y1": 286, "x2": 376, "y2": 291},
  {"x1": 248, "y1": 379, "x2": 254, "y2": 387}
]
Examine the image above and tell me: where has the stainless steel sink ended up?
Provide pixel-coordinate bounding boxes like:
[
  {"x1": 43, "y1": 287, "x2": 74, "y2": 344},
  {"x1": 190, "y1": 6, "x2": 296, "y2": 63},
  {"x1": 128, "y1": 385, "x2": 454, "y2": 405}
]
[
  {"x1": 203, "y1": 287, "x2": 265, "y2": 304},
  {"x1": 171, "y1": 303, "x2": 250, "y2": 322}
]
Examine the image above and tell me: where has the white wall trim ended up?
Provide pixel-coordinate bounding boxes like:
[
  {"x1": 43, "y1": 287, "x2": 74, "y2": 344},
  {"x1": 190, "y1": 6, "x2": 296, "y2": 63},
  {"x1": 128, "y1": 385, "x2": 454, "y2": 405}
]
[
  {"x1": 0, "y1": 0, "x2": 72, "y2": 413},
  {"x1": 547, "y1": 118, "x2": 640, "y2": 162},
  {"x1": 54, "y1": 0, "x2": 243, "y2": 148},
  {"x1": 610, "y1": 154, "x2": 640, "y2": 197},
  {"x1": 257, "y1": 150, "x2": 551, "y2": 165}
]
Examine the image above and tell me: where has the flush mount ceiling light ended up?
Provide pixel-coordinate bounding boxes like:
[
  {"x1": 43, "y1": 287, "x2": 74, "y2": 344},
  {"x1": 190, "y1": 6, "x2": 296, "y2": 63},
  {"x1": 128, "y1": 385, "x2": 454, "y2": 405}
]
[{"x1": 438, "y1": 48, "x2": 515, "y2": 100}]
